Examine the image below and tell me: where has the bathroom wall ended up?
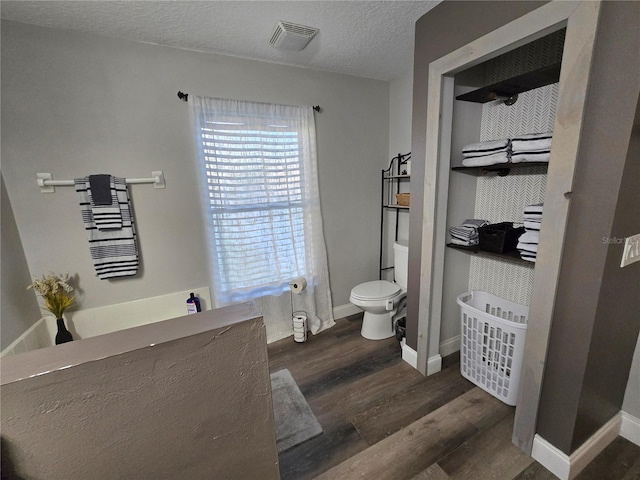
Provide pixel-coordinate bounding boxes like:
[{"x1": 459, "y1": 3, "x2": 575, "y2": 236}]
[
  {"x1": 1, "y1": 20, "x2": 389, "y2": 326},
  {"x1": 383, "y1": 72, "x2": 413, "y2": 279},
  {"x1": 535, "y1": 1, "x2": 640, "y2": 454},
  {"x1": 1, "y1": 302, "x2": 280, "y2": 480},
  {"x1": 1, "y1": 174, "x2": 43, "y2": 350}
]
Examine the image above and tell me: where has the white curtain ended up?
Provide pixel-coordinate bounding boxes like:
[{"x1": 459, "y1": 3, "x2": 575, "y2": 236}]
[{"x1": 189, "y1": 95, "x2": 334, "y2": 341}]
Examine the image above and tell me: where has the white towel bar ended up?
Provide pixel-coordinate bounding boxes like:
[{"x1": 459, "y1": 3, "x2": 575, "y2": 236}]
[{"x1": 36, "y1": 171, "x2": 165, "y2": 193}]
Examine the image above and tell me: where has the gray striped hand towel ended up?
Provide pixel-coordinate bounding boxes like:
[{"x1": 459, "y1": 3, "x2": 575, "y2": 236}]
[{"x1": 88, "y1": 175, "x2": 123, "y2": 230}]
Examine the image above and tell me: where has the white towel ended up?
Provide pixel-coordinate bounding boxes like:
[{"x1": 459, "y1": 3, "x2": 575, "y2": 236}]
[
  {"x1": 519, "y1": 230, "x2": 540, "y2": 244},
  {"x1": 520, "y1": 252, "x2": 537, "y2": 263},
  {"x1": 462, "y1": 139, "x2": 510, "y2": 157},
  {"x1": 524, "y1": 220, "x2": 541, "y2": 231},
  {"x1": 511, "y1": 137, "x2": 552, "y2": 153},
  {"x1": 450, "y1": 237, "x2": 478, "y2": 247},
  {"x1": 75, "y1": 177, "x2": 139, "y2": 279},
  {"x1": 462, "y1": 151, "x2": 511, "y2": 167},
  {"x1": 524, "y1": 203, "x2": 543, "y2": 214},
  {"x1": 517, "y1": 242, "x2": 538, "y2": 253},
  {"x1": 511, "y1": 151, "x2": 550, "y2": 164}
]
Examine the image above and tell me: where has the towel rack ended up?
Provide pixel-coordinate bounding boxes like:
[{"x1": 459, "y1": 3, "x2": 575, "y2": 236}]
[{"x1": 36, "y1": 171, "x2": 166, "y2": 193}]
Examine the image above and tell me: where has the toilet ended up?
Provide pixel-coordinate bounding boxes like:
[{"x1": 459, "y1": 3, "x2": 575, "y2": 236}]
[{"x1": 350, "y1": 241, "x2": 408, "y2": 340}]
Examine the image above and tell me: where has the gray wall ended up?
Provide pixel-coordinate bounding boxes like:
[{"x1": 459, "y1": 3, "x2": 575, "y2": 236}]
[
  {"x1": 407, "y1": 1, "x2": 547, "y2": 350},
  {"x1": 1, "y1": 20, "x2": 388, "y2": 316},
  {"x1": 1, "y1": 174, "x2": 43, "y2": 349},
  {"x1": 1, "y1": 303, "x2": 279, "y2": 480},
  {"x1": 537, "y1": 1, "x2": 640, "y2": 452}
]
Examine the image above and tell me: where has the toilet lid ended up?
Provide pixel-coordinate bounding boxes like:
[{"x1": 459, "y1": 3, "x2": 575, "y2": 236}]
[{"x1": 351, "y1": 280, "x2": 402, "y2": 301}]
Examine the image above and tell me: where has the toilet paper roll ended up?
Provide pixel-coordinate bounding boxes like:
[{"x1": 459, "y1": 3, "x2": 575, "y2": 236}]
[
  {"x1": 292, "y1": 314, "x2": 308, "y2": 342},
  {"x1": 289, "y1": 277, "x2": 307, "y2": 294}
]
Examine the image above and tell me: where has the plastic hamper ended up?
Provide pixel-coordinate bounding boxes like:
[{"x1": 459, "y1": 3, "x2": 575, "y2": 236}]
[{"x1": 456, "y1": 291, "x2": 528, "y2": 406}]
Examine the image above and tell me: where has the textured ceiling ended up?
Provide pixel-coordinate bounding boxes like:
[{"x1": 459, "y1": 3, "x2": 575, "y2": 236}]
[{"x1": 0, "y1": 1, "x2": 441, "y2": 81}]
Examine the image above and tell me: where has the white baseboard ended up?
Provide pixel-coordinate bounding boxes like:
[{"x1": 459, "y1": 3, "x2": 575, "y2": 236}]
[
  {"x1": 400, "y1": 337, "x2": 455, "y2": 374},
  {"x1": 440, "y1": 335, "x2": 460, "y2": 358},
  {"x1": 532, "y1": 413, "x2": 622, "y2": 480},
  {"x1": 333, "y1": 303, "x2": 362, "y2": 320},
  {"x1": 620, "y1": 411, "x2": 640, "y2": 447},
  {"x1": 427, "y1": 354, "x2": 442, "y2": 376},
  {"x1": 401, "y1": 338, "x2": 418, "y2": 369}
]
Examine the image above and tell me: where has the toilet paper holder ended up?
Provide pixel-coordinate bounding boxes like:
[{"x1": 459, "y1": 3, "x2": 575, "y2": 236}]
[{"x1": 289, "y1": 277, "x2": 308, "y2": 343}]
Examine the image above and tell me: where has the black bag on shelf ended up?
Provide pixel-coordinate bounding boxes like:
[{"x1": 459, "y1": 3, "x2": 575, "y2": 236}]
[{"x1": 478, "y1": 222, "x2": 525, "y2": 253}]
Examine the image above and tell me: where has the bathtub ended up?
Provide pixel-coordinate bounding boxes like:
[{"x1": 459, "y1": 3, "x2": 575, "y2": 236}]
[{"x1": 1, "y1": 287, "x2": 212, "y2": 357}]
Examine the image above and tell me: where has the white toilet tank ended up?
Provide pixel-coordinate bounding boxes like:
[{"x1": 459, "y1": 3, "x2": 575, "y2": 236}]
[{"x1": 393, "y1": 241, "x2": 409, "y2": 289}]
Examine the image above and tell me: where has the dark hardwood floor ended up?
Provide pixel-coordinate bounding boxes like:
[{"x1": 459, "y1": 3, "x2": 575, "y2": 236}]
[{"x1": 267, "y1": 314, "x2": 640, "y2": 480}]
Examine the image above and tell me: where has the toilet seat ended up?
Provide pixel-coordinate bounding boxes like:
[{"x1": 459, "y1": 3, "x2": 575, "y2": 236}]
[{"x1": 350, "y1": 280, "x2": 402, "y2": 301}]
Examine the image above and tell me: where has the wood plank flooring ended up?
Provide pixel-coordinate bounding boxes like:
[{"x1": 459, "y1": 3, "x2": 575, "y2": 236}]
[{"x1": 267, "y1": 314, "x2": 640, "y2": 480}]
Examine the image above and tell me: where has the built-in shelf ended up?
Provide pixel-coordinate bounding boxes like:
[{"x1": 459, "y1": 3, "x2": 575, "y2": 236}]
[
  {"x1": 456, "y1": 62, "x2": 561, "y2": 104},
  {"x1": 452, "y1": 161, "x2": 549, "y2": 176},
  {"x1": 446, "y1": 243, "x2": 534, "y2": 266}
]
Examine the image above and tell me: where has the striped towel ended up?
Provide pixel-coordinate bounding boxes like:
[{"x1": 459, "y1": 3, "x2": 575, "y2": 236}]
[
  {"x1": 462, "y1": 151, "x2": 511, "y2": 167},
  {"x1": 89, "y1": 175, "x2": 123, "y2": 230},
  {"x1": 75, "y1": 177, "x2": 139, "y2": 279},
  {"x1": 462, "y1": 139, "x2": 510, "y2": 157}
]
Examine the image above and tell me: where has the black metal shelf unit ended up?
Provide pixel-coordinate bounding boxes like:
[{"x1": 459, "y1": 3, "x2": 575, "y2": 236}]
[{"x1": 380, "y1": 152, "x2": 410, "y2": 279}]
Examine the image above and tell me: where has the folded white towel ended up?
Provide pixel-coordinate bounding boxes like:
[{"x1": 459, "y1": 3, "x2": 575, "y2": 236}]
[
  {"x1": 524, "y1": 220, "x2": 541, "y2": 231},
  {"x1": 524, "y1": 203, "x2": 544, "y2": 214},
  {"x1": 462, "y1": 139, "x2": 510, "y2": 156},
  {"x1": 462, "y1": 151, "x2": 510, "y2": 167},
  {"x1": 511, "y1": 151, "x2": 551, "y2": 163},
  {"x1": 519, "y1": 230, "x2": 540, "y2": 244},
  {"x1": 512, "y1": 132, "x2": 552, "y2": 141},
  {"x1": 451, "y1": 237, "x2": 478, "y2": 247},
  {"x1": 511, "y1": 138, "x2": 552, "y2": 153},
  {"x1": 461, "y1": 219, "x2": 490, "y2": 228},
  {"x1": 520, "y1": 253, "x2": 537, "y2": 262},
  {"x1": 517, "y1": 242, "x2": 539, "y2": 253}
]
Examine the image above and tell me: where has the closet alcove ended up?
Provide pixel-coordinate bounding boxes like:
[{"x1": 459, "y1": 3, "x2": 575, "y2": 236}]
[
  {"x1": 415, "y1": 1, "x2": 601, "y2": 453},
  {"x1": 439, "y1": 28, "x2": 565, "y2": 364}
]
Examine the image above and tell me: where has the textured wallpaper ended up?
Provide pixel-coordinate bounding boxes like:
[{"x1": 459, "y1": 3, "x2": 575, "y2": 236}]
[{"x1": 468, "y1": 30, "x2": 564, "y2": 306}]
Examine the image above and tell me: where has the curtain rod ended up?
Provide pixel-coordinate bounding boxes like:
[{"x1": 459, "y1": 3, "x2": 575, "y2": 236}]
[
  {"x1": 36, "y1": 171, "x2": 166, "y2": 193},
  {"x1": 177, "y1": 91, "x2": 321, "y2": 112}
]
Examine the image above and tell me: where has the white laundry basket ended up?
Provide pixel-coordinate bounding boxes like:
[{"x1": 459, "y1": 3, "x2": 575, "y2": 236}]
[{"x1": 456, "y1": 291, "x2": 528, "y2": 406}]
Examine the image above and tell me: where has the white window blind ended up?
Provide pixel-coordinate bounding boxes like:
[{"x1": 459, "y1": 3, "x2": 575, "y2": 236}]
[
  {"x1": 201, "y1": 124, "x2": 306, "y2": 299},
  {"x1": 189, "y1": 95, "x2": 335, "y2": 340}
]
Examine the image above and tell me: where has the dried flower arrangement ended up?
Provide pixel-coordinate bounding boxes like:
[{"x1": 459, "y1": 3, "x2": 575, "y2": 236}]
[{"x1": 27, "y1": 272, "x2": 75, "y2": 319}]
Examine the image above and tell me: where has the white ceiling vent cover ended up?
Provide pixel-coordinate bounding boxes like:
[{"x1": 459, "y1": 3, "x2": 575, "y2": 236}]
[{"x1": 269, "y1": 21, "x2": 319, "y2": 51}]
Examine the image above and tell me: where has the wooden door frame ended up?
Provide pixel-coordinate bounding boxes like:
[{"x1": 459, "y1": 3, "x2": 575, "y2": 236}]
[{"x1": 416, "y1": 0, "x2": 601, "y2": 453}]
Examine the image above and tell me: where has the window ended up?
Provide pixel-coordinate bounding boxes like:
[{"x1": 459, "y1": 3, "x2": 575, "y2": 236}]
[{"x1": 189, "y1": 97, "x2": 322, "y2": 306}]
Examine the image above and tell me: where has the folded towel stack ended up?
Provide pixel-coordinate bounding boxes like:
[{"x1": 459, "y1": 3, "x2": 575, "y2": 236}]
[
  {"x1": 461, "y1": 139, "x2": 511, "y2": 167},
  {"x1": 449, "y1": 219, "x2": 490, "y2": 246},
  {"x1": 511, "y1": 132, "x2": 552, "y2": 164},
  {"x1": 517, "y1": 203, "x2": 543, "y2": 262}
]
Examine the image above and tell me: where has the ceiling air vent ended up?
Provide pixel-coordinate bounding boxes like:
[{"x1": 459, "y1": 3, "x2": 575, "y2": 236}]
[{"x1": 269, "y1": 21, "x2": 319, "y2": 51}]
